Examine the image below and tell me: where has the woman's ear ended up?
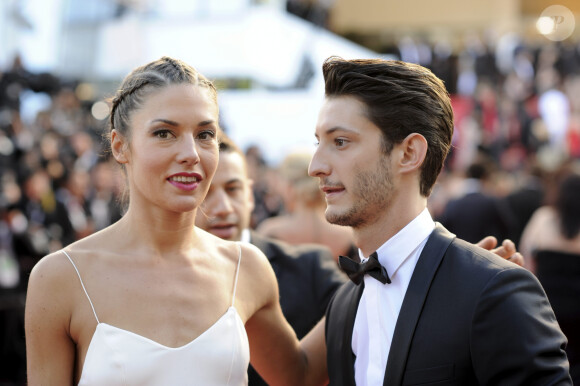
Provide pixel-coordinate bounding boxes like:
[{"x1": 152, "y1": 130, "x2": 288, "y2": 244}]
[
  {"x1": 111, "y1": 129, "x2": 129, "y2": 164},
  {"x1": 398, "y1": 133, "x2": 427, "y2": 173}
]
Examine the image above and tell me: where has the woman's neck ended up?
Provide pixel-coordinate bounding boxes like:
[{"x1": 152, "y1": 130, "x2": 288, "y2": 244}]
[{"x1": 116, "y1": 205, "x2": 200, "y2": 258}]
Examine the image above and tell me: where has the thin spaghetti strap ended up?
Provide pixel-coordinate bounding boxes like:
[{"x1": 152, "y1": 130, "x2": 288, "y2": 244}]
[
  {"x1": 231, "y1": 243, "x2": 242, "y2": 307},
  {"x1": 62, "y1": 250, "x2": 100, "y2": 324}
]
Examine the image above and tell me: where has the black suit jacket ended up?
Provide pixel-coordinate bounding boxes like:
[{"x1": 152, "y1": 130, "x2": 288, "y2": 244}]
[
  {"x1": 326, "y1": 224, "x2": 571, "y2": 385},
  {"x1": 248, "y1": 231, "x2": 347, "y2": 385},
  {"x1": 438, "y1": 191, "x2": 516, "y2": 244}
]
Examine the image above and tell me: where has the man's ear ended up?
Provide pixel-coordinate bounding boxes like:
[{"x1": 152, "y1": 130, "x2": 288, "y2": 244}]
[
  {"x1": 398, "y1": 133, "x2": 427, "y2": 173},
  {"x1": 111, "y1": 129, "x2": 129, "y2": 164}
]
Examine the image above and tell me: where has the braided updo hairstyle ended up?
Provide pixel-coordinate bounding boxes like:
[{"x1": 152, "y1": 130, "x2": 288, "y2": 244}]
[{"x1": 108, "y1": 56, "x2": 218, "y2": 142}]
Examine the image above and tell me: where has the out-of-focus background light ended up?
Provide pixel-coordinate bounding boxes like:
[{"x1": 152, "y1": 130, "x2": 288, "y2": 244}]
[
  {"x1": 537, "y1": 16, "x2": 556, "y2": 35},
  {"x1": 90, "y1": 101, "x2": 110, "y2": 121},
  {"x1": 536, "y1": 5, "x2": 576, "y2": 41}
]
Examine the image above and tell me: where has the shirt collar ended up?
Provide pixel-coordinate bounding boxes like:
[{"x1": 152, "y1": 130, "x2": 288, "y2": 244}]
[
  {"x1": 463, "y1": 178, "x2": 482, "y2": 194},
  {"x1": 359, "y1": 208, "x2": 435, "y2": 279},
  {"x1": 241, "y1": 228, "x2": 251, "y2": 244}
]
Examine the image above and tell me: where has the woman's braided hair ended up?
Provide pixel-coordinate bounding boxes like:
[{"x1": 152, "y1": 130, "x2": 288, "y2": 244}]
[{"x1": 108, "y1": 56, "x2": 218, "y2": 140}]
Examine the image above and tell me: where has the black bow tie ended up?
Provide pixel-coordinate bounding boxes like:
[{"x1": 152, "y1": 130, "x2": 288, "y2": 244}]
[{"x1": 339, "y1": 252, "x2": 391, "y2": 285}]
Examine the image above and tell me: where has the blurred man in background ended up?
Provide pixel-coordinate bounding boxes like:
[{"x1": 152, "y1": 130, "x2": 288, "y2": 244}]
[{"x1": 195, "y1": 134, "x2": 347, "y2": 386}]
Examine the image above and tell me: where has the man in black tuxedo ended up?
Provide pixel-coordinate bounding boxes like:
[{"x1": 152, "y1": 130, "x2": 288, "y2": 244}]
[
  {"x1": 194, "y1": 134, "x2": 347, "y2": 385},
  {"x1": 309, "y1": 57, "x2": 571, "y2": 385}
]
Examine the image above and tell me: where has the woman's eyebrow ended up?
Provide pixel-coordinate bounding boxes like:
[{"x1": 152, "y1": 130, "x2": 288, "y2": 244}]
[
  {"x1": 150, "y1": 118, "x2": 216, "y2": 127},
  {"x1": 150, "y1": 118, "x2": 178, "y2": 126}
]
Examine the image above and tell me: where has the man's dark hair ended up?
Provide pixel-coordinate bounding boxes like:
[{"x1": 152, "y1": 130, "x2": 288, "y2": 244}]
[
  {"x1": 322, "y1": 56, "x2": 454, "y2": 196},
  {"x1": 218, "y1": 132, "x2": 243, "y2": 155}
]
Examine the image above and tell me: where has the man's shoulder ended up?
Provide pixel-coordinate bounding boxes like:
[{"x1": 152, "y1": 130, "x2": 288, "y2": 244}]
[
  {"x1": 448, "y1": 237, "x2": 519, "y2": 269},
  {"x1": 437, "y1": 235, "x2": 537, "y2": 290},
  {"x1": 427, "y1": 224, "x2": 529, "y2": 280},
  {"x1": 250, "y1": 231, "x2": 334, "y2": 262}
]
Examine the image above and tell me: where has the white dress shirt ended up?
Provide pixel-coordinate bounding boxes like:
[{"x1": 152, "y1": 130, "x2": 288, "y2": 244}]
[
  {"x1": 241, "y1": 228, "x2": 251, "y2": 244},
  {"x1": 352, "y1": 208, "x2": 435, "y2": 385}
]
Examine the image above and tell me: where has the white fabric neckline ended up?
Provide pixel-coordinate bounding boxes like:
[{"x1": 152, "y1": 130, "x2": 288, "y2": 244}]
[{"x1": 91, "y1": 306, "x2": 241, "y2": 351}]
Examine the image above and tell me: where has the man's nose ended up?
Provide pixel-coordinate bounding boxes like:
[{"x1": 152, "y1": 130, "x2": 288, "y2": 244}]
[
  {"x1": 308, "y1": 148, "x2": 330, "y2": 177},
  {"x1": 210, "y1": 189, "x2": 234, "y2": 216}
]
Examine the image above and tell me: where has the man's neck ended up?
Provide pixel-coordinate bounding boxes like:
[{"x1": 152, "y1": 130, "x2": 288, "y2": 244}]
[{"x1": 353, "y1": 198, "x2": 427, "y2": 257}]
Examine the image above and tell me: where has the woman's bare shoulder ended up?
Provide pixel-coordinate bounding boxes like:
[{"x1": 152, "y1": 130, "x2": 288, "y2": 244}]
[
  {"x1": 239, "y1": 241, "x2": 273, "y2": 275},
  {"x1": 196, "y1": 229, "x2": 277, "y2": 307},
  {"x1": 237, "y1": 242, "x2": 279, "y2": 322},
  {"x1": 26, "y1": 249, "x2": 83, "y2": 328},
  {"x1": 29, "y1": 249, "x2": 72, "y2": 283},
  {"x1": 30, "y1": 226, "x2": 119, "y2": 284}
]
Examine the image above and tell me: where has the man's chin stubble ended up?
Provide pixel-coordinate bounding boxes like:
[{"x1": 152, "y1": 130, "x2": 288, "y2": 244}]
[{"x1": 325, "y1": 209, "x2": 364, "y2": 229}]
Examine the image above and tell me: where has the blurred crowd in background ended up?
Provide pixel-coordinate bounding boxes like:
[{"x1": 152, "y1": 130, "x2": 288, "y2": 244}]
[{"x1": 1, "y1": 28, "x2": 580, "y2": 384}]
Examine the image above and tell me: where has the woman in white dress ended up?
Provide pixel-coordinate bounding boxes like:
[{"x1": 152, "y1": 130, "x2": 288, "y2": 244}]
[{"x1": 24, "y1": 56, "x2": 327, "y2": 386}]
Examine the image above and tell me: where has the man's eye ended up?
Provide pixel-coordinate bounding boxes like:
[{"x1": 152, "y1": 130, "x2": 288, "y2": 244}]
[{"x1": 335, "y1": 138, "x2": 346, "y2": 147}]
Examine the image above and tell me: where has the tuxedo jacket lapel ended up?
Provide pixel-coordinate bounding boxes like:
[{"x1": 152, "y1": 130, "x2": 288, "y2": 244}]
[
  {"x1": 344, "y1": 282, "x2": 364, "y2": 373},
  {"x1": 325, "y1": 280, "x2": 365, "y2": 385},
  {"x1": 383, "y1": 224, "x2": 455, "y2": 386}
]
